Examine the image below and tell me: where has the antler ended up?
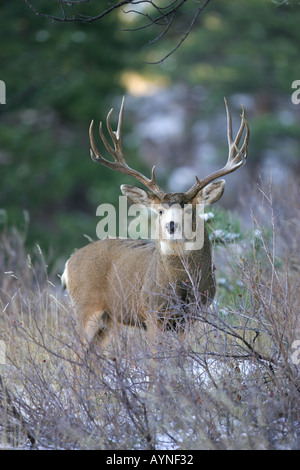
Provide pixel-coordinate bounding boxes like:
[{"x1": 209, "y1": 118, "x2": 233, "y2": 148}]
[
  {"x1": 89, "y1": 96, "x2": 165, "y2": 200},
  {"x1": 185, "y1": 97, "x2": 250, "y2": 200}
]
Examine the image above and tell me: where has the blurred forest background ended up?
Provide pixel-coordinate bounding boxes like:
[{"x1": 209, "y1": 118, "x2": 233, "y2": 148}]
[{"x1": 1, "y1": 0, "x2": 299, "y2": 271}]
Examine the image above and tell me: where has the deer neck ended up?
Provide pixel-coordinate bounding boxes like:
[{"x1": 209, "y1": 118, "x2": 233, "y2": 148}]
[{"x1": 155, "y1": 225, "x2": 211, "y2": 284}]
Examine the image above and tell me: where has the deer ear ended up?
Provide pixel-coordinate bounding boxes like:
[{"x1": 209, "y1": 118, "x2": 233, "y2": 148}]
[
  {"x1": 194, "y1": 180, "x2": 226, "y2": 206},
  {"x1": 121, "y1": 185, "x2": 158, "y2": 205}
]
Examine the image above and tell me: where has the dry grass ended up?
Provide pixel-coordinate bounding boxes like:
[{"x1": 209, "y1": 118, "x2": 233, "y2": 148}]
[{"x1": 0, "y1": 179, "x2": 299, "y2": 450}]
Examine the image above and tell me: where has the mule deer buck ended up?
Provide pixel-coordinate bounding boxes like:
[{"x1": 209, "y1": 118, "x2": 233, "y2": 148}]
[{"x1": 62, "y1": 97, "x2": 249, "y2": 356}]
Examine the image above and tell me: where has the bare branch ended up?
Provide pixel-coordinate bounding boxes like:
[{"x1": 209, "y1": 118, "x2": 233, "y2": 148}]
[
  {"x1": 0, "y1": 375, "x2": 36, "y2": 448},
  {"x1": 25, "y1": 0, "x2": 132, "y2": 23},
  {"x1": 25, "y1": 0, "x2": 213, "y2": 62}
]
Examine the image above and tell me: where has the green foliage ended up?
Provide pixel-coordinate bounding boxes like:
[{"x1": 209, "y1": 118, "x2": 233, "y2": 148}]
[
  {"x1": 176, "y1": 0, "x2": 300, "y2": 94},
  {"x1": 0, "y1": 2, "x2": 143, "y2": 258},
  {"x1": 207, "y1": 206, "x2": 242, "y2": 243},
  {"x1": 0, "y1": 0, "x2": 299, "y2": 263}
]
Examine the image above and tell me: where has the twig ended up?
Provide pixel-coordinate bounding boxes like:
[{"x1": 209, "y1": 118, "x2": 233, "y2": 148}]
[
  {"x1": 0, "y1": 375, "x2": 36, "y2": 448},
  {"x1": 24, "y1": 0, "x2": 213, "y2": 62}
]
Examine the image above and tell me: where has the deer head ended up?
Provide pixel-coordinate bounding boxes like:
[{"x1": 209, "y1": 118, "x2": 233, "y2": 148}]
[{"x1": 89, "y1": 97, "x2": 249, "y2": 253}]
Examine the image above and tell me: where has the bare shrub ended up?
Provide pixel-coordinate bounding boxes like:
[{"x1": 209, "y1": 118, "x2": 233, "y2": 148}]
[{"x1": 0, "y1": 178, "x2": 299, "y2": 449}]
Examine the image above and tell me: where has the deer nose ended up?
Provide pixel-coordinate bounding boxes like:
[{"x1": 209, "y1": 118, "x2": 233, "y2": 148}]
[{"x1": 166, "y1": 221, "x2": 177, "y2": 234}]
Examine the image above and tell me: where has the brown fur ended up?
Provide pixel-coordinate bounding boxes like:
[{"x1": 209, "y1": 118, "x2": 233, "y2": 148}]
[{"x1": 62, "y1": 181, "x2": 223, "y2": 353}]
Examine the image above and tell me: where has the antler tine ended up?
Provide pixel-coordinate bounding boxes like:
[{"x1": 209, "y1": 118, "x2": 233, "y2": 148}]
[
  {"x1": 185, "y1": 98, "x2": 249, "y2": 200},
  {"x1": 116, "y1": 95, "x2": 125, "y2": 141},
  {"x1": 89, "y1": 97, "x2": 165, "y2": 199},
  {"x1": 102, "y1": 96, "x2": 126, "y2": 165},
  {"x1": 225, "y1": 98, "x2": 249, "y2": 169},
  {"x1": 239, "y1": 107, "x2": 250, "y2": 156}
]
